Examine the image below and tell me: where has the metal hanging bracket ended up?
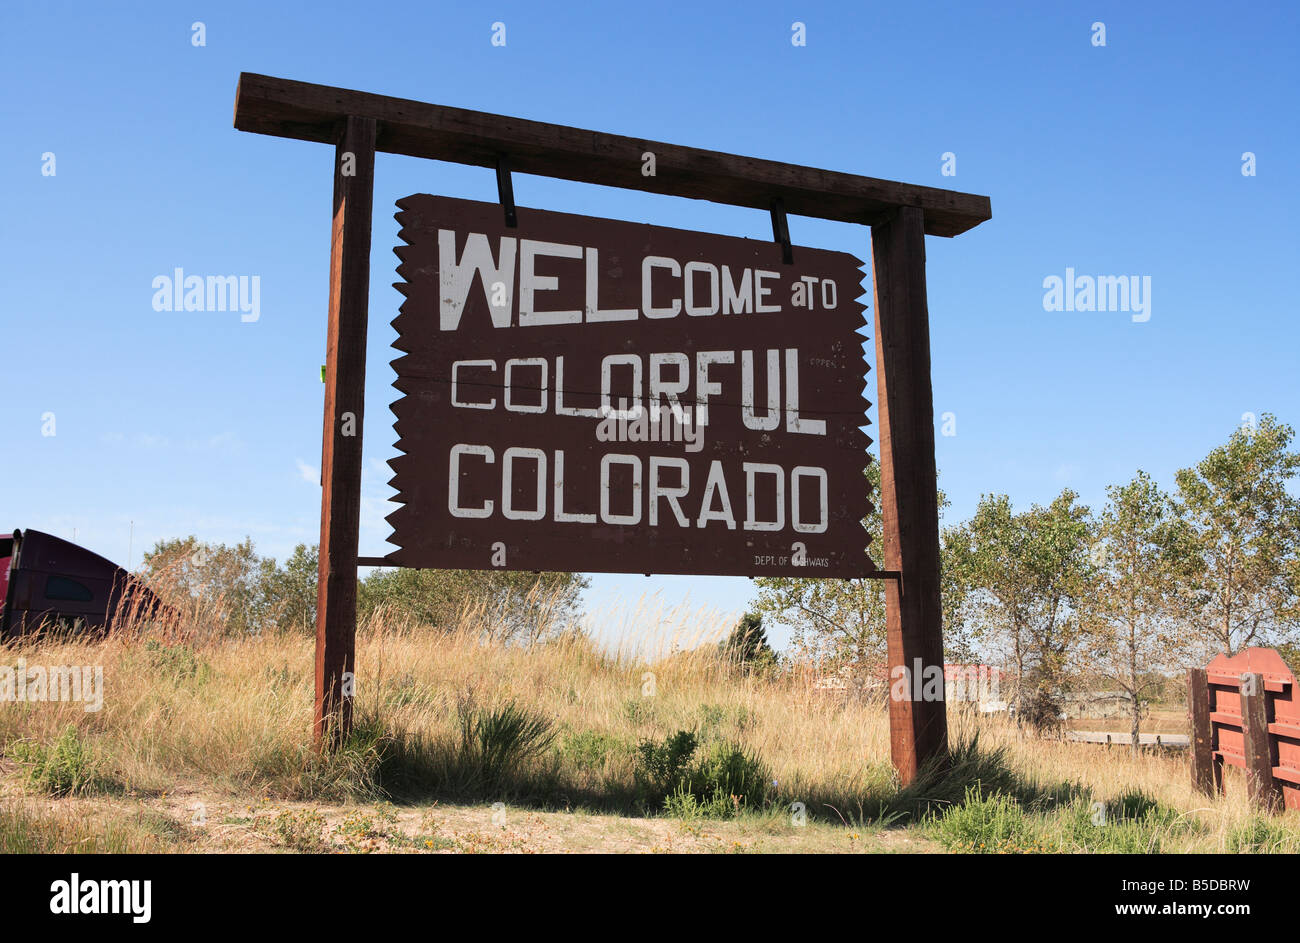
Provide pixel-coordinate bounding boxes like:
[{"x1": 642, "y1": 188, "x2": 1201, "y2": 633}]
[
  {"x1": 496, "y1": 154, "x2": 518, "y2": 228},
  {"x1": 770, "y1": 198, "x2": 793, "y2": 265}
]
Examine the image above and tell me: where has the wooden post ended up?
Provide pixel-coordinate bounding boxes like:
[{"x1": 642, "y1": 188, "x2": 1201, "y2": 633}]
[
  {"x1": 315, "y1": 115, "x2": 376, "y2": 747},
  {"x1": 871, "y1": 206, "x2": 948, "y2": 784},
  {"x1": 1240, "y1": 672, "x2": 1281, "y2": 810},
  {"x1": 1187, "y1": 668, "x2": 1215, "y2": 797}
]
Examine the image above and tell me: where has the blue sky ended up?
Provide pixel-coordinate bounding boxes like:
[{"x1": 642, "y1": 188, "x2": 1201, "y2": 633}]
[{"x1": 3, "y1": 1, "x2": 1297, "y2": 649}]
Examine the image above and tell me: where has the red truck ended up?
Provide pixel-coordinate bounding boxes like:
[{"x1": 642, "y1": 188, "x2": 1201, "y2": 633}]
[{"x1": 0, "y1": 529, "x2": 163, "y2": 639}]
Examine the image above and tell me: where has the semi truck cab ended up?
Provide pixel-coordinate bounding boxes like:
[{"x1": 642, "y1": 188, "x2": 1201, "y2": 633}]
[{"x1": 0, "y1": 529, "x2": 162, "y2": 640}]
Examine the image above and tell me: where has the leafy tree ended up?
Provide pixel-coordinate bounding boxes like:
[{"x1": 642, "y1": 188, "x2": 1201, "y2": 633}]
[
  {"x1": 260, "y1": 543, "x2": 318, "y2": 634},
  {"x1": 141, "y1": 536, "x2": 279, "y2": 635},
  {"x1": 946, "y1": 489, "x2": 1093, "y2": 730},
  {"x1": 1079, "y1": 472, "x2": 1192, "y2": 754},
  {"x1": 142, "y1": 537, "x2": 586, "y2": 642},
  {"x1": 720, "y1": 612, "x2": 776, "y2": 674},
  {"x1": 1171, "y1": 414, "x2": 1300, "y2": 655},
  {"x1": 752, "y1": 463, "x2": 967, "y2": 679},
  {"x1": 357, "y1": 567, "x2": 587, "y2": 643}
]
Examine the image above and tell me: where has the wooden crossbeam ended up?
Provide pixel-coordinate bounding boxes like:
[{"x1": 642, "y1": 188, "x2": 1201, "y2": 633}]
[{"x1": 233, "y1": 73, "x2": 991, "y2": 237}]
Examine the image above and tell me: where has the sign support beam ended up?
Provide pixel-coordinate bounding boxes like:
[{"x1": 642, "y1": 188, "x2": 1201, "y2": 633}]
[
  {"x1": 315, "y1": 115, "x2": 376, "y2": 747},
  {"x1": 872, "y1": 206, "x2": 948, "y2": 783},
  {"x1": 234, "y1": 75, "x2": 991, "y2": 777}
]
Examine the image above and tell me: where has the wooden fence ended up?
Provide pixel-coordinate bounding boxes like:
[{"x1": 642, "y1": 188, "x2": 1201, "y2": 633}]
[{"x1": 1188, "y1": 647, "x2": 1300, "y2": 811}]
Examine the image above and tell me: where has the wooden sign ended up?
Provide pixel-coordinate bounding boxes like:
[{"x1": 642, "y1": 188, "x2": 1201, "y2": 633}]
[
  {"x1": 234, "y1": 73, "x2": 992, "y2": 772},
  {"x1": 387, "y1": 195, "x2": 873, "y2": 578}
]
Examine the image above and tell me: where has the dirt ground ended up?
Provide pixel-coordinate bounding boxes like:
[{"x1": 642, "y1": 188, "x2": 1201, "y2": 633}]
[{"x1": 5, "y1": 781, "x2": 941, "y2": 854}]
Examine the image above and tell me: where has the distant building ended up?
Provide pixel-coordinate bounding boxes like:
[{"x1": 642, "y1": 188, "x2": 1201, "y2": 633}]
[
  {"x1": 944, "y1": 664, "x2": 1008, "y2": 712},
  {"x1": 810, "y1": 661, "x2": 1009, "y2": 712}
]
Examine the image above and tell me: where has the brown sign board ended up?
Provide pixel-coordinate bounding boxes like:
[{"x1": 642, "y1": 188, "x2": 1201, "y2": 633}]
[{"x1": 386, "y1": 194, "x2": 873, "y2": 578}]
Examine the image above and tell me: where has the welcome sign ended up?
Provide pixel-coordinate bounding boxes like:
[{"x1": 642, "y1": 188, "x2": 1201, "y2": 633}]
[{"x1": 386, "y1": 195, "x2": 873, "y2": 577}]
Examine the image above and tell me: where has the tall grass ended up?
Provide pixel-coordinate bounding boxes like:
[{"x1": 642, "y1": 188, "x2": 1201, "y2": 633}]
[{"x1": 2, "y1": 589, "x2": 1298, "y2": 851}]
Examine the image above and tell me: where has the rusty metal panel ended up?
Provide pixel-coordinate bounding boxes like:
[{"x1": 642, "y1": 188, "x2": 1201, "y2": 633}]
[{"x1": 385, "y1": 194, "x2": 873, "y2": 578}]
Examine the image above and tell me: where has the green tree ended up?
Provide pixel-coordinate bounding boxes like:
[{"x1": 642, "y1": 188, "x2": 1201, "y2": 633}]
[
  {"x1": 720, "y1": 612, "x2": 777, "y2": 674},
  {"x1": 357, "y1": 568, "x2": 587, "y2": 643},
  {"x1": 1172, "y1": 413, "x2": 1300, "y2": 654},
  {"x1": 1080, "y1": 471, "x2": 1192, "y2": 754},
  {"x1": 946, "y1": 489, "x2": 1093, "y2": 730},
  {"x1": 141, "y1": 536, "x2": 279, "y2": 635},
  {"x1": 752, "y1": 463, "x2": 967, "y2": 678},
  {"x1": 261, "y1": 543, "x2": 318, "y2": 634}
]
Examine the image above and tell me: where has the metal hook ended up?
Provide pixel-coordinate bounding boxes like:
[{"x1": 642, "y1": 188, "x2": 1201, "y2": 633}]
[
  {"x1": 770, "y1": 198, "x2": 793, "y2": 265},
  {"x1": 496, "y1": 155, "x2": 517, "y2": 228}
]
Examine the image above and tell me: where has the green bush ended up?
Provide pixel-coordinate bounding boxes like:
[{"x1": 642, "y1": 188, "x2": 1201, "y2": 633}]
[
  {"x1": 1226, "y1": 817, "x2": 1300, "y2": 853},
  {"x1": 141, "y1": 640, "x2": 212, "y2": 684},
  {"x1": 665, "y1": 785, "x2": 739, "y2": 820},
  {"x1": 634, "y1": 729, "x2": 770, "y2": 817},
  {"x1": 686, "y1": 740, "x2": 770, "y2": 810},
  {"x1": 926, "y1": 785, "x2": 1050, "y2": 853},
  {"x1": 269, "y1": 808, "x2": 329, "y2": 853},
  {"x1": 880, "y1": 733, "x2": 1040, "y2": 824},
  {"x1": 9, "y1": 726, "x2": 119, "y2": 797},
  {"x1": 559, "y1": 730, "x2": 626, "y2": 771},
  {"x1": 634, "y1": 730, "x2": 698, "y2": 806},
  {"x1": 454, "y1": 701, "x2": 557, "y2": 793}
]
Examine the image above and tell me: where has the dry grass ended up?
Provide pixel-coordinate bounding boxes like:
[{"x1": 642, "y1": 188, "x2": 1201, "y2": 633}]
[{"x1": 2, "y1": 595, "x2": 1298, "y2": 853}]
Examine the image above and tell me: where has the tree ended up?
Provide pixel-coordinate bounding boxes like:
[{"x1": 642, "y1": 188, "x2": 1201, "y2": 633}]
[
  {"x1": 141, "y1": 536, "x2": 280, "y2": 635},
  {"x1": 752, "y1": 463, "x2": 967, "y2": 678},
  {"x1": 947, "y1": 489, "x2": 1093, "y2": 731},
  {"x1": 260, "y1": 543, "x2": 318, "y2": 634},
  {"x1": 141, "y1": 536, "x2": 587, "y2": 642},
  {"x1": 720, "y1": 612, "x2": 777, "y2": 674},
  {"x1": 1080, "y1": 472, "x2": 1192, "y2": 754},
  {"x1": 357, "y1": 568, "x2": 587, "y2": 644},
  {"x1": 1172, "y1": 413, "x2": 1300, "y2": 655}
]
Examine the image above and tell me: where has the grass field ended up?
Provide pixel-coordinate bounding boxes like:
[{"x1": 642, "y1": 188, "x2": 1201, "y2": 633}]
[{"x1": 2, "y1": 608, "x2": 1298, "y2": 854}]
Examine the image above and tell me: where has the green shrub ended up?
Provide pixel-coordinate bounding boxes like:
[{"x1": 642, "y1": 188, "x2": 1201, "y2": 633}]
[
  {"x1": 454, "y1": 701, "x2": 557, "y2": 793},
  {"x1": 560, "y1": 730, "x2": 626, "y2": 771},
  {"x1": 9, "y1": 726, "x2": 119, "y2": 797},
  {"x1": 634, "y1": 729, "x2": 698, "y2": 806},
  {"x1": 664, "y1": 785, "x2": 739, "y2": 820},
  {"x1": 927, "y1": 785, "x2": 1050, "y2": 853},
  {"x1": 1226, "y1": 817, "x2": 1300, "y2": 853},
  {"x1": 141, "y1": 640, "x2": 212, "y2": 684},
  {"x1": 634, "y1": 730, "x2": 770, "y2": 817},
  {"x1": 269, "y1": 808, "x2": 328, "y2": 852},
  {"x1": 1056, "y1": 788, "x2": 1201, "y2": 854},
  {"x1": 685, "y1": 740, "x2": 770, "y2": 811}
]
